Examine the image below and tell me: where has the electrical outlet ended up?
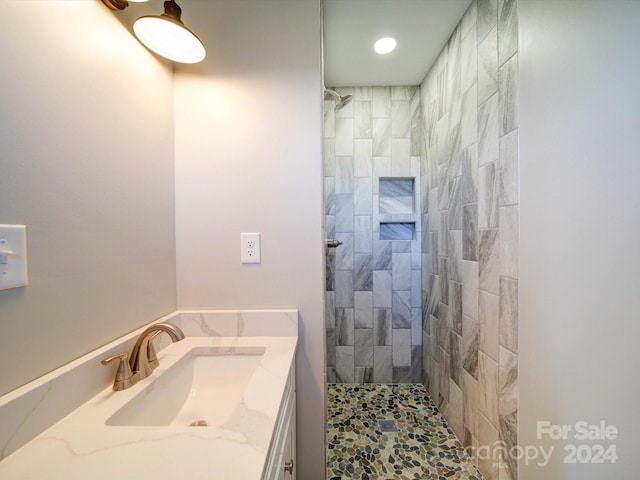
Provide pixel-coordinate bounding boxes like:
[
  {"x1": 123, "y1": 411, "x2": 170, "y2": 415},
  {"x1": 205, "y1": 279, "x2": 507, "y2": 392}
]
[{"x1": 241, "y1": 232, "x2": 261, "y2": 264}]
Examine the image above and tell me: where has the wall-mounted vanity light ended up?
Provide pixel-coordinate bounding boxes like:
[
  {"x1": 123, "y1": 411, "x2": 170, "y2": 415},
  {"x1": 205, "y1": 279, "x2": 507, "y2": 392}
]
[{"x1": 102, "y1": 0, "x2": 206, "y2": 64}]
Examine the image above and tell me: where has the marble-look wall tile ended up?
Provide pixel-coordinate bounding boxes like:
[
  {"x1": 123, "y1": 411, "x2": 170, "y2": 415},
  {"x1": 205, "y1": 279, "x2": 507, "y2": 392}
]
[
  {"x1": 479, "y1": 290, "x2": 499, "y2": 361},
  {"x1": 463, "y1": 203, "x2": 478, "y2": 261},
  {"x1": 373, "y1": 270, "x2": 393, "y2": 308},
  {"x1": 392, "y1": 291, "x2": 411, "y2": 328},
  {"x1": 354, "y1": 216, "x2": 373, "y2": 253},
  {"x1": 354, "y1": 178, "x2": 373, "y2": 215},
  {"x1": 354, "y1": 329, "x2": 374, "y2": 367},
  {"x1": 392, "y1": 253, "x2": 412, "y2": 290},
  {"x1": 392, "y1": 329, "x2": 412, "y2": 367},
  {"x1": 324, "y1": 138, "x2": 336, "y2": 176},
  {"x1": 498, "y1": 53, "x2": 518, "y2": 136},
  {"x1": 392, "y1": 239, "x2": 412, "y2": 254},
  {"x1": 461, "y1": 145, "x2": 479, "y2": 205},
  {"x1": 335, "y1": 156, "x2": 354, "y2": 194},
  {"x1": 372, "y1": 119, "x2": 391, "y2": 156},
  {"x1": 478, "y1": 352, "x2": 499, "y2": 427},
  {"x1": 324, "y1": 176, "x2": 335, "y2": 215},
  {"x1": 374, "y1": 309, "x2": 392, "y2": 346},
  {"x1": 477, "y1": 0, "x2": 497, "y2": 42},
  {"x1": 447, "y1": 378, "x2": 464, "y2": 438},
  {"x1": 461, "y1": 24, "x2": 478, "y2": 93},
  {"x1": 499, "y1": 346, "x2": 518, "y2": 479},
  {"x1": 373, "y1": 157, "x2": 392, "y2": 189},
  {"x1": 372, "y1": 87, "x2": 391, "y2": 118},
  {"x1": 499, "y1": 206, "x2": 519, "y2": 279},
  {"x1": 439, "y1": 258, "x2": 450, "y2": 308},
  {"x1": 354, "y1": 87, "x2": 373, "y2": 100},
  {"x1": 392, "y1": 139, "x2": 411, "y2": 176},
  {"x1": 392, "y1": 86, "x2": 416, "y2": 100},
  {"x1": 354, "y1": 101, "x2": 372, "y2": 139},
  {"x1": 392, "y1": 100, "x2": 411, "y2": 138},
  {"x1": 478, "y1": 161, "x2": 499, "y2": 229},
  {"x1": 354, "y1": 139, "x2": 373, "y2": 177},
  {"x1": 449, "y1": 281, "x2": 463, "y2": 335},
  {"x1": 478, "y1": 93, "x2": 499, "y2": 166},
  {"x1": 498, "y1": 0, "x2": 518, "y2": 66},
  {"x1": 462, "y1": 315, "x2": 479, "y2": 379},
  {"x1": 499, "y1": 128, "x2": 519, "y2": 206},
  {"x1": 335, "y1": 194, "x2": 354, "y2": 233},
  {"x1": 499, "y1": 277, "x2": 518, "y2": 353},
  {"x1": 335, "y1": 346, "x2": 354, "y2": 383},
  {"x1": 335, "y1": 232, "x2": 353, "y2": 271},
  {"x1": 335, "y1": 118, "x2": 354, "y2": 156},
  {"x1": 335, "y1": 308, "x2": 354, "y2": 346},
  {"x1": 373, "y1": 346, "x2": 392, "y2": 382},
  {"x1": 354, "y1": 367, "x2": 373, "y2": 383},
  {"x1": 411, "y1": 308, "x2": 422, "y2": 345},
  {"x1": 373, "y1": 241, "x2": 392, "y2": 270},
  {"x1": 449, "y1": 330, "x2": 461, "y2": 386},
  {"x1": 448, "y1": 230, "x2": 463, "y2": 282},
  {"x1": 411, "y1": 269, "x2": 422, "y2": 307},
  {"x1": 462, "y1": 370, "x2": 479, "y2": 438},
  {"x1": 419, "y1": 0, "x2": 517, "y2": 468},
  {"x1": 479, "y1": 229, "x2": 500, "y2": 294},
  {"x1": 335, "y1": 270, "x2": 354, "y2": 308},
  {"x1": 326, "y1": 328, "x2": 336, "y2": 367},
  {"x1": 325, "y1": 248, "x2": 335, "y2": 292},
  {"x1": 325, "y1": 291, "x2": 336, "y2": 328},
  {"x1": 477, "y1": 407, "x2": 500, "y2": 480},
  {"x1": 461, "y1": 84, "x2": 478, "y2": 149},
  {"x1": 354, "y1": 254, "x2": 373, "y2": 291},
  {"x1": 354, "y1": 291, "x2": 373, "y2": 328},
  {"x1": 462, "y1": 260, "x2": 479, "y2": 320},
  {"x1": 478, "y1": 26, "x2": 498, "y2": 106}
]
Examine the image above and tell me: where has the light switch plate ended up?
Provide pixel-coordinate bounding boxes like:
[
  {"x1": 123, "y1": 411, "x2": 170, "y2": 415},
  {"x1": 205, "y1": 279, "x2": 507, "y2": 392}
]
[{"x1": 0, "y1": 225, "x2": 29, "y2": 290}]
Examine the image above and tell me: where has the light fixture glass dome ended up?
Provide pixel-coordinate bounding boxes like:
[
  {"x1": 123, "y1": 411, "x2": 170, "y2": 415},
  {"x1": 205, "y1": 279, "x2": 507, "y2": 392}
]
[
  {"x1": 374, "y1": 36, "x2": 397, "y2": 55},
  {"x1": 133, "y1": 1, "x2": 206, "y2": 64}
]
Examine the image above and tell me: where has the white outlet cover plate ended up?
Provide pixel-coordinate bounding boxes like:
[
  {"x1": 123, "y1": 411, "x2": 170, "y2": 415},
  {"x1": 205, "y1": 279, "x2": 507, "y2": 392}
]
[
  {"x1": 241, "y1": 232, "x2": 261, "y2": 264},
  {"x1": 0, "y1": 225, "x2": 29, "y2": 290}
]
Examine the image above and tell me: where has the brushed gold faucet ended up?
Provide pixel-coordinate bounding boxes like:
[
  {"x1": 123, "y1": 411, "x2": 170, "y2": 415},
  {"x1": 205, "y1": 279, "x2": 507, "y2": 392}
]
[{"x1": 102, "y1": 322, "x2": 186, "y2": 391}]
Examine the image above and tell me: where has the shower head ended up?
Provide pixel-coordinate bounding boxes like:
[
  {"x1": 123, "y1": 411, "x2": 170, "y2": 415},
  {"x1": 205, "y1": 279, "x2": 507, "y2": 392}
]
[{"x1": 324, "y1": 88, "x2": 353, "y2": 111}]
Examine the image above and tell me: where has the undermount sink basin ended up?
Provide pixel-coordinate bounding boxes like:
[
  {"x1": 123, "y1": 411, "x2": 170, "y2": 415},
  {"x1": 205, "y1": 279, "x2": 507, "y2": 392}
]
[{"x1": 106, "y1": 346, "x2": 266, "y2": 427}]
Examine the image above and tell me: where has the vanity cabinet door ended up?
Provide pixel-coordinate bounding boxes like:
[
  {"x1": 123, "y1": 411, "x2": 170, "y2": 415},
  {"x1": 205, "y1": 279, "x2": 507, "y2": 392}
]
[{"x1": 277, "y1": 396, "x2": 296, "y2": 480}]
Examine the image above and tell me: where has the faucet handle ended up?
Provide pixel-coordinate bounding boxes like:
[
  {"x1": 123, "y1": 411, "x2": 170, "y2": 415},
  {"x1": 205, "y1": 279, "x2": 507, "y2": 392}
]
[{"x1": 102, "y1": 352, "x2": 138, "y2": 391}]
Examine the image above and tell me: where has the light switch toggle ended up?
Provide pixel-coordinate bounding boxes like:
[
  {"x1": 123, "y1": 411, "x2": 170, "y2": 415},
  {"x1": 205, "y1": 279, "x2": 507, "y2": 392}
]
[{"x1": 0, "y1": 250, "x2": 13, "y2": 264}]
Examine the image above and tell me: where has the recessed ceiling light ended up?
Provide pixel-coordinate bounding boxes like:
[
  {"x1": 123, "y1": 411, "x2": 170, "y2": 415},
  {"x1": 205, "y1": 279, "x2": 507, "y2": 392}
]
[{"x1": 374, "y1": 36, "x2": 397, "y2": 55}]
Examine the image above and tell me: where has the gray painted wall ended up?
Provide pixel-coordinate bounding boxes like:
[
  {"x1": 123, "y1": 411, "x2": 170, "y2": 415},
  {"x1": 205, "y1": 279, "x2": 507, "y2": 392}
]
[
  {"x1": 0, "y1": 1, "x2": 176, "y2": 396},
  {"x1": 519, "y1": 1, "x2": 640, "y2": 478}
]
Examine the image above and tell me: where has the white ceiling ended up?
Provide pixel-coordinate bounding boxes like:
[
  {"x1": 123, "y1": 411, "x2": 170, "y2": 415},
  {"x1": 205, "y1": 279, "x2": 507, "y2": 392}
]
[
  {"x1": 115, "y1": 0, "x2": 471, "y2": 87},
  {"x1": 323, "y1": 0, "x2": 472, "y2": 87}
]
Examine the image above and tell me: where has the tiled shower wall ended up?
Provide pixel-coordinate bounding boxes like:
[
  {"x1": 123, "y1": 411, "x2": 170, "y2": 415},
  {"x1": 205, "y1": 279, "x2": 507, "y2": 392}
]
[
  {"x1": 419, "y1": 1, "x2": 519, "y2": 480},
  {"x1": 324, "y1": 86, "x2": 423, "y2": 384}
]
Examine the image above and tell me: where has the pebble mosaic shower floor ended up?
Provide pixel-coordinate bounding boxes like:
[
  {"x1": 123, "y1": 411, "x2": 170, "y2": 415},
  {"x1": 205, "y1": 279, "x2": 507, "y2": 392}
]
[{"x1": 326, "y1": 384, "x2": 484, "y2": 480}]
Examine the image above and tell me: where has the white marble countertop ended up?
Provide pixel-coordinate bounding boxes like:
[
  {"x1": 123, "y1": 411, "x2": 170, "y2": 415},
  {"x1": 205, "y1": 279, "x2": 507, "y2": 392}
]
[{"x1": 0, "y1": 311, "x2": 297, "y2": 480}]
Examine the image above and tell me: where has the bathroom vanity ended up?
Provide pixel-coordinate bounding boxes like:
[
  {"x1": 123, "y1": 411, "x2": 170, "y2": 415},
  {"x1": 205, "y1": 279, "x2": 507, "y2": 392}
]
[{"x1": 0, "y1": 310, "x2": 298, "y2": 479}]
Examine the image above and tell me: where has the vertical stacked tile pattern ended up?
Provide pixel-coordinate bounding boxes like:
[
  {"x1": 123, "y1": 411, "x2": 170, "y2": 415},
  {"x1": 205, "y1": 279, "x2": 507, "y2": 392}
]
[
  {"x1": 419, "y1": 1, "x2": 519, "y2": 479},
  {"x1": 324, "y1": 87, "x2": 423, "y2": 384}
]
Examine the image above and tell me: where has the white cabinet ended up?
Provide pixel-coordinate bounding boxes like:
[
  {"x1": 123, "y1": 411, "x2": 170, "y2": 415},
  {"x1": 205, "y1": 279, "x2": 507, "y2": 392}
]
[{"x1": 263, "y1": 363, "x2": 296, "y2": 480}]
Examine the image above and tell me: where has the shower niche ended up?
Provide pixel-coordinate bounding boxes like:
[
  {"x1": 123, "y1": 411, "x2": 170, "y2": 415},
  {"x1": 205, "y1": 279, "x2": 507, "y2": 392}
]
[{"x1": 378, "y1": 178, "x2": 416, "y2": 241}]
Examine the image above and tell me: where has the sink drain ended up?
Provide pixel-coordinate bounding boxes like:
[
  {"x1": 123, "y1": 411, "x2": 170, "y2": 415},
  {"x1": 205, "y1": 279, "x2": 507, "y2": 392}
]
[{"x1": 189, "y1": 420, "x2": 208, "y2": 427}]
